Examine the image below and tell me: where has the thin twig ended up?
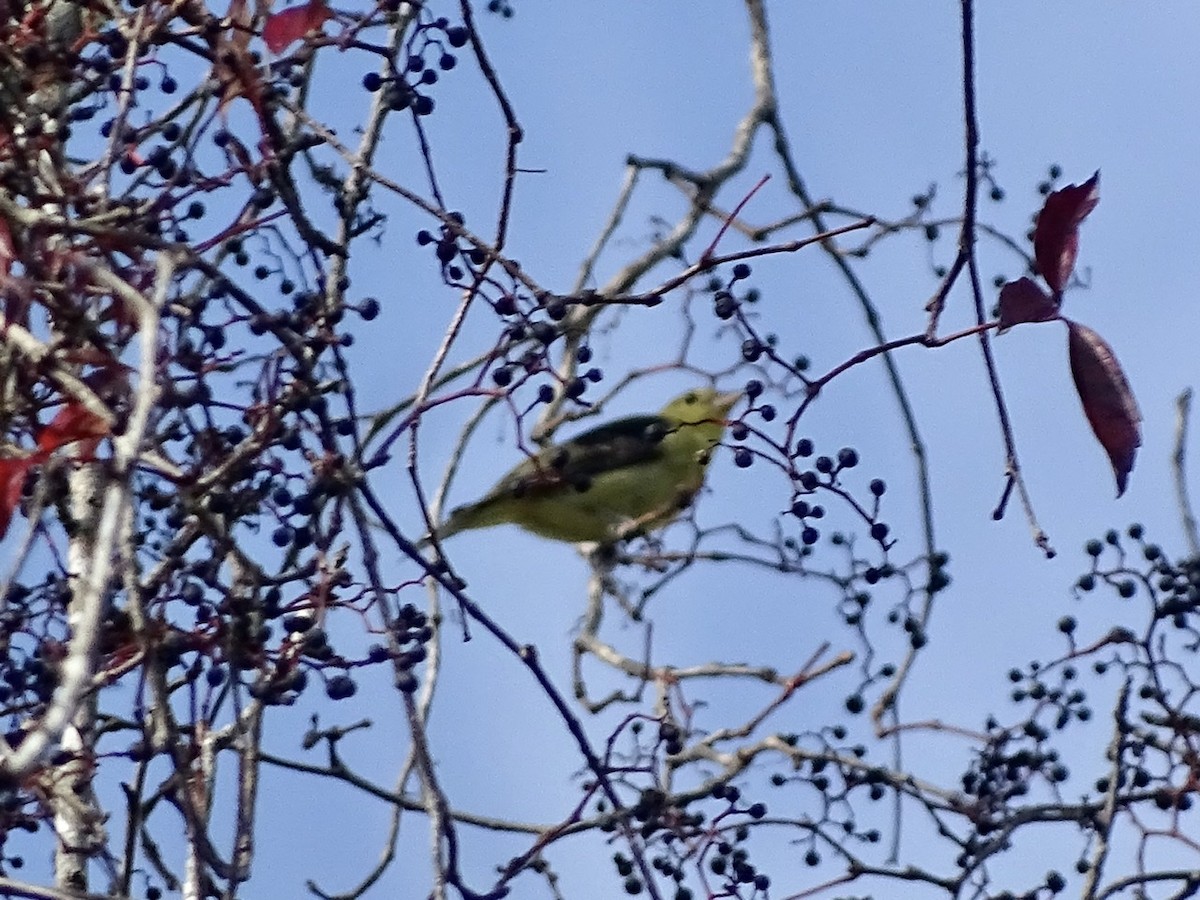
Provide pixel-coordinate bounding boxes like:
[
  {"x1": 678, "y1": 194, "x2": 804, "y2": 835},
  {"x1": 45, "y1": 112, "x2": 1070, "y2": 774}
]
[{"x1": 1173, "y1": 388, "x2": 1199, "y2": 556}]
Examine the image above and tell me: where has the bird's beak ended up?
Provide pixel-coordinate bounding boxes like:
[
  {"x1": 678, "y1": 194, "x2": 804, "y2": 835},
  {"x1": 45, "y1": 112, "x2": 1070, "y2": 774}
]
[{"x1": 715, "y1": 390, "x2": 743, "y2": 418}]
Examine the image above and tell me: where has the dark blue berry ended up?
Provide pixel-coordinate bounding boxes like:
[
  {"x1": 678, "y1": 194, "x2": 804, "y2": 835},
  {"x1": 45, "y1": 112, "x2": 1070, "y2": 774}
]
[
  {"x1": 713, "y1": 292, "x2": 737, "y2": 319},
  {"x1": 326, "y1": 675, "x2": 357, "y2": 700}
]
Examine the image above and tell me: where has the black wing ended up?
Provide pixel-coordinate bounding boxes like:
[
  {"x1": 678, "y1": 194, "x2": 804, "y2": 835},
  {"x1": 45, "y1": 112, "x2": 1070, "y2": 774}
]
[{"x1": 487, "y1": 414, "x2": 670, "y2": 499}]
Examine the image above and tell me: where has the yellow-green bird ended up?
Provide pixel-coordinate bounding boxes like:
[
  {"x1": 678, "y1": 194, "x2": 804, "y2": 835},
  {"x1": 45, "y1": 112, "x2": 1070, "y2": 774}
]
[{"x1": 424, "y1": 387, "x2": 741, "y2": 546}]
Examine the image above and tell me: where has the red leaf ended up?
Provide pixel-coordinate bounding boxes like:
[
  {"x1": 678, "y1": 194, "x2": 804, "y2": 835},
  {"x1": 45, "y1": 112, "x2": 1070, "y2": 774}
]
[
  {"x1": 1066, "y1": 320, "x2": 1141, "y2": 496},
  {"x1": 37, "y1": 401, "x2": 110, "y2": 454},
  {"x1": 208, "y1": 0, "x2": 270, "y2": 120},
  {"x1": 997, "y1": 276, "x2": 1059, "y2": 333},
  {"x1": 0, "y1": 217, "x2": 13, "y2": 276},
  {"x1": 0, "y1": 455, "x2": 35, "y2": 540},
  {"x1": 263, "y1": 0, "x2": 333, "y2": 53},
  {"x1": 1034, "y1": 171, "x2": 1099, "y2": 295},
  {"x1": 216, "y1": 43, "x2": 269, "y2": 119}
]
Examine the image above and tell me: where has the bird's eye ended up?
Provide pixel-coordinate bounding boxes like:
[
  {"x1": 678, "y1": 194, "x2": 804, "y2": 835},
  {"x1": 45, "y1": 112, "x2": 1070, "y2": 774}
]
[{"x1": 684, "y1": 392, "x2": 697, "y2": 404}]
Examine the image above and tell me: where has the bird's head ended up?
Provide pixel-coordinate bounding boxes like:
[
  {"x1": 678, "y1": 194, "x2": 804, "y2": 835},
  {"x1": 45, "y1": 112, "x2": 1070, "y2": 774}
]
[{"x1": 660, "y1": 387, "x2": 742, "y2": 427}]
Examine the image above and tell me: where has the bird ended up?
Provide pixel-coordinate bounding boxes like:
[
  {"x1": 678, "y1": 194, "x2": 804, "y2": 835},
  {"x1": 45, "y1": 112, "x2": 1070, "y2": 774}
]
[{"x1": 421, "y1": 387, "x2": 741, "y2": 546}]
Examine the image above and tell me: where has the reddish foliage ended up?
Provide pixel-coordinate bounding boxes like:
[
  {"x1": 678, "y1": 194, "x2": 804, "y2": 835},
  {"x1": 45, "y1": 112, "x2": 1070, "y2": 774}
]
[
  {"x1": 997, "y1": 276, "x2": 1059, "y2": 333},
  {"x1": 1, "y1": 288, "x2": 32, "y2": 330},
  {"x1": 209, "y1": 0, "x2": 270, "y2": 119},
  {"x1": 0, "y1": 456, "x2": 36, "y2": 539},
  {"x1": 0, "y1": 217, "x2": 12, "y2": 276},
  {"x1": 36, "y1": 401, "x2": 111, "y2": 455},
  {"x1": 1066, "y1": 320, "x2": 1141, "y2": 496},
  {"x1": 1034, "y1": 171, "x2": 1100, "y2": 296},
  {"x1": 223, "y1": 46, "x2": 269, "y2": 120},
  {"x1": 263, "y1": 0, "x2": 333, "y2": 53},
  {"x1": 0, "y1": 403, "x2": 112, "y2": 539}
]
